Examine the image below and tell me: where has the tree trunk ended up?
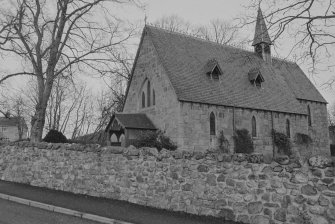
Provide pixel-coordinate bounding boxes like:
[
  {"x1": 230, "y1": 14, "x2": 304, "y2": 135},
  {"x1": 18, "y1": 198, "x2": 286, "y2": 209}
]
[
  {"x1": 30, "y1": 104, "x2": 47, "y2": 142},
  {"x1": 30, "y1": 76, "x2": 53, "y2": 142}
]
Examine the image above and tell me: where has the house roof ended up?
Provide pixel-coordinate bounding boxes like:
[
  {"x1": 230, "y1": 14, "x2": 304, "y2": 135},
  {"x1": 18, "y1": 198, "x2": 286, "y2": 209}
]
[
  {"x1": 252, "y1": 8, "x2": 272, "y2": 46},
  {"x1": 141, "y1": 25, "x2": 326, "y2": 115},
  {"x1": 0, "y1": 117, "x2": 28, "y2": 129},
  {"x1": 106, "y1": 113, "x2": 157, "y2": 131}
]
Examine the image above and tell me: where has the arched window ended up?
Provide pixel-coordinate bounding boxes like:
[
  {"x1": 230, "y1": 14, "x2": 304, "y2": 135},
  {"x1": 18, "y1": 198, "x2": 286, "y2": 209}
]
[
  {"x1": 142, "y1": 92, "x2": 145, "y2": 108},
  {"x1": 110, "y1": 134, "x2": 118, "y2": 143},
  {"x1": 286, "y1": 119, "x2": 290, "y2": 138},
  {"x1": 307, "y1": 105, "x2": 312, "y2": 126},
  {"x1": 147, "y1": 80, "x2": 151, "y2": 107},
  {"x1": 210, "y1": 112, "x2": 216, "y2": 135},
  {"x1": 152, "y1": 89, "x2": 156, "y2": 105},
  {"x1": 252, "y1": 116, "x2": 257, "y2": 137}
]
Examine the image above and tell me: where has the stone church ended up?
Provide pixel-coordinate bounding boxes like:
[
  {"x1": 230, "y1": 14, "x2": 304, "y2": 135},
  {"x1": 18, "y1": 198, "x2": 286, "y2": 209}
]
[{"x1": 106, "y1": 8, "x2": 329, "y2": 156}]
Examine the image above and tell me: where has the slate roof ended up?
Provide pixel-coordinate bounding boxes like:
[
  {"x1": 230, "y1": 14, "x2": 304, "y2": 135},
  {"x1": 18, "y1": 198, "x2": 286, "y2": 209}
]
[
  {"x1": 0, "y1": 117, "x2": 27, "y2": 129},
  {"x1": 106, "y1": 113, "x2": 157, "y2": 131},
  {"x1": 253, "y1": 8, "x2": 272, "y2": 46},
  {"x1": 141, "y1": 25, "x2": 326, "y2": 115}
]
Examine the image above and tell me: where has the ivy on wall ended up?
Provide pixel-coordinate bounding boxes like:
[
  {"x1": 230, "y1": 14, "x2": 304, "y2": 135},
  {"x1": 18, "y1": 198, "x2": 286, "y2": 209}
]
[
  {"x1": 295, "y1": 133, "x2": 313, "y2": 146},
  {"x1": 217, "y1": 131, "x2": 230, "y2": 153},
  {"x1": 233, "y1": 129, "x2": 254, "y2": 154},
  {"x1": 272, "y1": 129, "x2": 292, "y2": 156}
]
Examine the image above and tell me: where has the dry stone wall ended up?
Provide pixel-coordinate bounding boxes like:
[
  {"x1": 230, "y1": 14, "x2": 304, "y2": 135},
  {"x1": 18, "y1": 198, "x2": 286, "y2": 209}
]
[{"x1": 0, "y1": 142, "x2": 334, "y2": 224}]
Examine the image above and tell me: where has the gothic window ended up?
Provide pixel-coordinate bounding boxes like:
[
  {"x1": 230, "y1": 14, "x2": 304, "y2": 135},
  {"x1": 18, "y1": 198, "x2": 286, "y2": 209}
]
[
  {"x1": 142, "y1": 92, "x2": 145, "y2": 108},
  {"x1": 252, "y1": 116, "x2": 257, "y2": 137},
  {"x1": 210, "y1": 112, "x2": 216, "y2": 135},
  {"x1": 147, "y1": 80, "x2": 151, "y2": 107},
  {"x1": 307, "y1": 105, "x2": 312, "y2": 126},
  {"x1": 286, "y1": 119, "x2": 290, "y2": 138},
  {"x1": 152, "y1": 89, "x2": 156, "y2": 105}
]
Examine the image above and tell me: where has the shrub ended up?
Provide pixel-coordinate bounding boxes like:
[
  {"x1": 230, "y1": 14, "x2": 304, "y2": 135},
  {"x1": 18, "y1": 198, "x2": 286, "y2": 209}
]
[
  {"x1": 295, "y1": 133, "x2": 313, "y2": 145},
  {"x1": 133, "y1": 130, "x2": 177, "y2": 151},
  {"x1": 43, "y1": 129, "x2": 67, "y2": 143},
  {"x1": 233, "y1": 129, "x2": 254, "y2": 154},
  {"x1": 272, "y1": 129, "x2": 292, "y2": 156},
  {"x1": 217, "y1": 131, "x2": 230, "y2": 153}
]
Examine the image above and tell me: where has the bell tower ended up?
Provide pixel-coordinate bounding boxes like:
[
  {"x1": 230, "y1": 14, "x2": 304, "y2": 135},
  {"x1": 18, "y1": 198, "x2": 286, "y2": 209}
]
[{"x1": 252, "y1": 8, "x2": 272, "y2": 64}]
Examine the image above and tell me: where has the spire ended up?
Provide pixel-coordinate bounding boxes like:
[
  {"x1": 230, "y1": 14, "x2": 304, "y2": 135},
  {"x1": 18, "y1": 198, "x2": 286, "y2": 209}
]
[{"x1": 252, "y1": 7, "x2": 271, "y2": 46}]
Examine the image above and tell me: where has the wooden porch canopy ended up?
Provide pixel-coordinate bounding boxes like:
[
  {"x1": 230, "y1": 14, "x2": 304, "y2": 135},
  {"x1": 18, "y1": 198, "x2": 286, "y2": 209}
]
[{"x1": 105, "y1": 113, "x2": 157, "y2": 146}]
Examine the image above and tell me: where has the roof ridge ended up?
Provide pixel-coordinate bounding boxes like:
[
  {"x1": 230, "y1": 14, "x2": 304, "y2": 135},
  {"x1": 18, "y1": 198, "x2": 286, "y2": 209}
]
[
  {"x1": 145, "y1": 24, "x2": 296, "y2": 64},
  {"x1": 272, "y1": 55, "x2": 296, "y2": 64},
  {"x1": 146, "y1": 24, "x2": 254, "y2": 52}
]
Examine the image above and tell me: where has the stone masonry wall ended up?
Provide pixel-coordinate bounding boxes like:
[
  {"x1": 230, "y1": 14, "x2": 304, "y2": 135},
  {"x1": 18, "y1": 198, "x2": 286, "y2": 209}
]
[
  {"x1": 299, "y1": 100, "x2": 330, "y2": 156},
  {"x1": 0, "y1": 142, "x2": 334, "y2": 224},
  {"x1": 179, "y1": 101, "x2": 313, "y2": 155},
  {"x1": 123, "y1": 31, "x2": 182, "y2": 147}
]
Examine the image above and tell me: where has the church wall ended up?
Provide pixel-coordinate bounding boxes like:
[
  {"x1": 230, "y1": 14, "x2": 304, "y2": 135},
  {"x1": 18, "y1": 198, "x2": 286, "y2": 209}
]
[
  {"x1": 179, "y1": 101, "x2": 322, "y2": 156},
  {"x1": 298, "y1": 100, "x2": 330, "y2": 156},
  {"x1": 179, "y1": 102, "x2": 233, "y2": 151},
  {"x1": 123, "y1": 33, "x2": 182, "y2": 146}
]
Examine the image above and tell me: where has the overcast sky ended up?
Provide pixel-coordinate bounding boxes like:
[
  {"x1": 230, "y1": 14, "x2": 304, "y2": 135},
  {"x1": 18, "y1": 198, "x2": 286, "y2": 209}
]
[{"x1": 2, "y1": 0, "x2": 335, "y2": 106}]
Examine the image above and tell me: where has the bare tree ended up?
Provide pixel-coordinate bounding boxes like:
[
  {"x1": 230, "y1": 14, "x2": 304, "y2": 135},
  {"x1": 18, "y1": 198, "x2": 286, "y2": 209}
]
[
  {"x1": 196, "y1": 19, "x2": 239, "y2": 45},
  {"x1": 241, "y1": 0, "x2": 335, "y2": 73},
  {"x1": 154, "y1": 15, "x2": 246, "y2": 46},
  {"x1": 0, "y1": 0, "x2": 141, "y2": 142},
  {"x1": 0, "y1": 91, "x2": 29, "y2": 139},
  {"x1": 153, "y1": 15, "x2": 192, "y2": 33},
  {"x1": 328, "y1": 101, "x2": 335, "y2": 126},
  {"x1": 12, "y1": 96, "x2": 28, "y2": 140}
]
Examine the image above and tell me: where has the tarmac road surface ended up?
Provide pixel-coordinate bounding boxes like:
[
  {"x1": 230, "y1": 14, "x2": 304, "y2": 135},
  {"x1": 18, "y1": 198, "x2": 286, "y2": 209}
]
[{"x1": 0, "y1": 198, "x2": 101, "y2": 224}]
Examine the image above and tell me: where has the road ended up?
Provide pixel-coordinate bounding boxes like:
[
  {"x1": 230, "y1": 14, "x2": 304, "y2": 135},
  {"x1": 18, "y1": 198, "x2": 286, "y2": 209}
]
[{"x1": 0, "y1": 199, "x2": 102, "y2": 224}]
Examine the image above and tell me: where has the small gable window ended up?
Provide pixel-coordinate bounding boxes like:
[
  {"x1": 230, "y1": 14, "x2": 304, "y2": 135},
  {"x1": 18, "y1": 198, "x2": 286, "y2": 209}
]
[
  {"x1": 286, "y1": 119, "x2": 290, "y2": 138},
  {"x1": 205, "y1": 59, "x2": 222, "y2": 80},
  {"x1": 210, "y1": 112, "x2": 216, "y2": 135},
  {"x1": 307, "y1": 105, "x2": 312, "y2": 126},
  {"x1": 252, "y1": 116, "x2": 257, "y2": 137},
  {"x1": 142, "y1": 92, "x2": 146, "y2": 108},
  {"x1": 211, "y1": 66, "x2": 221, "y2": 79},
  {"x1": 248, "y1": 68, "x2": 264, "y2": 88}
]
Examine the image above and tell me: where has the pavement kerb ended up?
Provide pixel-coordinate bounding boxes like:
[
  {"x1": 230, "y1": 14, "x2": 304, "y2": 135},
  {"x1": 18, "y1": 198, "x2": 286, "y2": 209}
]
[{"x1": 0, "y1": 193, "x2": 135, "y2": 224}]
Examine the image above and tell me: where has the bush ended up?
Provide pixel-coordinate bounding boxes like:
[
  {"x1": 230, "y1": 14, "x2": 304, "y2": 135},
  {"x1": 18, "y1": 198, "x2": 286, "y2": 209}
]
[
  {"x1": 295, "y1": 133, "x2": 313, "y2": 145},
  {"x1": 43, "y1": 129, "x2": 67, "y2": 143},
  {"x1": 272, "y1": 129, "x2": 292, "y2": 156},
  {"x1": 218, "y1": 131, "x2": 230, "y2": 153},
  {"x1": 233, "y1": 129, "x2": 254, "y2": 154},
  {"x1": 133, "y1": 131, "x2": 177, "y2": 151}
]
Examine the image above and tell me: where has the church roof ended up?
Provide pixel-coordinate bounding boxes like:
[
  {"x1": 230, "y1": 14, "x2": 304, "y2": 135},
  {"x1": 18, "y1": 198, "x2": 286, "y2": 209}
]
[
  {"x1": 252, "y1": 8, "x2": 272, "y2": 46},
  {"x1": 106, "y1": 113, "x2": 156, "y2": 131},
  {"x1": 138, "y1": 25, "x2": 326, "y2": 115}
]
